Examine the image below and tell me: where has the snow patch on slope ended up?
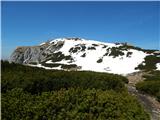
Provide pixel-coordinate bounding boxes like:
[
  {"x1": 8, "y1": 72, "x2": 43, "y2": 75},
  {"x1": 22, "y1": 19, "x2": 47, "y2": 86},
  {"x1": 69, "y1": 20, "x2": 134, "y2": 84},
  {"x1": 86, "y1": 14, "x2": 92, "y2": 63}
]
[
  {"x1": 73, "y1": 49, "x2": 147, "y2": 75},
  {"x1": 29, "y1": 63, "x2": 62, "y2": 70},
  {"x1": 156, "y1": 63, "x2": 160, "y2": 70},
  {"x1": 45, "y1": 60, "x2": 54, "y2": 64},
  {"x1": 37, "y1": 38, "x2": 153, "y2": 75},
  {"x1": 40, "y1": 42, "x2": 46, "y2": 46},
  {"x1": 48, "y1": 39, "x2": 148, "y2": 75}
]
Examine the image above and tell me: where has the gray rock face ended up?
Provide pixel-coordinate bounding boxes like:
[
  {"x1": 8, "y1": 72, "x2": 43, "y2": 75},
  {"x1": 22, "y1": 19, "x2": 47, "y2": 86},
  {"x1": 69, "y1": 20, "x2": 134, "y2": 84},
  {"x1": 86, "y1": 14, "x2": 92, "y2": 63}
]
[{"x1": 10, "y1": 40, "x2": 64, "y2": 64}]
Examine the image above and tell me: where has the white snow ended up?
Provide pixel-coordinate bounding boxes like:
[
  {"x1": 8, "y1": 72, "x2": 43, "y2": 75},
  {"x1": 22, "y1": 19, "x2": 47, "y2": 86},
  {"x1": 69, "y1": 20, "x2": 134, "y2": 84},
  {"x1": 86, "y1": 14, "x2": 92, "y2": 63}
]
[
  {"x1": 33, "y1": 38, "x2": 153, "y2": 75},
  {"x1": 70, "y1": 49, "x2": 147, "y2": 75},
  {"x1": 54, "y1": 60, "x2": 72, "y2": 65},
  {"x1": 40, "y1": 42, "x2": 46, "y2": 45},
  {"x1": 28, "y1": 63, "x2": 62, "y2": 70},
  {"x1": 48, "y1": 38, "x2": 148, "y2": 75},
  {"x1": 46, "y1": 60, "x2": 54, "y2": 64},
  {"x1": 49, "y1": 38, "x2": 65, "y2": 44},
  {"x1": 142, "y1": 62, "x2": 146, "y2": 66},
  {"x1": 156, "y1": 63, "x2": 160, "y2": 70}
]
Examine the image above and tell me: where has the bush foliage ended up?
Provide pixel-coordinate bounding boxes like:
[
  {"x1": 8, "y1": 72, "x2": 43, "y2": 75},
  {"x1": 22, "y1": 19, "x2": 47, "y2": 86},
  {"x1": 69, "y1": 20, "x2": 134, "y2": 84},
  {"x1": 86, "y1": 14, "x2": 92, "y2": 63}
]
[
  {"x1": 136, "y1": 71, "x2": 160, "y2": 102},
  {"x1": 1, "y1": 61, "x2": 128, "y2": 94},
  {"x1": 1, "y1": 61, "x2": 150, "y2": 119},
  {"x1": 135, "y1": 55, "x2": 160, "y2": 71},
  {"x1": 2, "y1": 88, "x2": 150, "y2": 120}
]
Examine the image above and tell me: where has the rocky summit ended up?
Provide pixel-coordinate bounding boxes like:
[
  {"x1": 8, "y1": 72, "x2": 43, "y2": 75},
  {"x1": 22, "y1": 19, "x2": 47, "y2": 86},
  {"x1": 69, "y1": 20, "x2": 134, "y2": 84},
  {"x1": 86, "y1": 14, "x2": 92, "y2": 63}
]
[{"x1": 10, "y1": 38, "x2": 160, "y2": 75}]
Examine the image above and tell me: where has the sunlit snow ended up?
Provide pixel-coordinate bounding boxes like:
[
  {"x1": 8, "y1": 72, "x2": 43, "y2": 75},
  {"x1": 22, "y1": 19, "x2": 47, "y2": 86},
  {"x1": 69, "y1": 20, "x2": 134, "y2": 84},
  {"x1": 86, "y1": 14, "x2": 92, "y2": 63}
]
[
  {"x1": 38, "y1": 38, "x2": 149, "y2": 75},
  {"x1": 156, "y1": 63, "x2": 160, "y2": 70}
]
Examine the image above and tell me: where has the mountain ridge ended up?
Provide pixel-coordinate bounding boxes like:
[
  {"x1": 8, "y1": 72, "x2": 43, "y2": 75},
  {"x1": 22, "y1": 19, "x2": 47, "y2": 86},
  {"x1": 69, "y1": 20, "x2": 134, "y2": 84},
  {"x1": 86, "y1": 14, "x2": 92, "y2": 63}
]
[{"x1": 10, "y1": 38, "x2": 160, "y2": 75}]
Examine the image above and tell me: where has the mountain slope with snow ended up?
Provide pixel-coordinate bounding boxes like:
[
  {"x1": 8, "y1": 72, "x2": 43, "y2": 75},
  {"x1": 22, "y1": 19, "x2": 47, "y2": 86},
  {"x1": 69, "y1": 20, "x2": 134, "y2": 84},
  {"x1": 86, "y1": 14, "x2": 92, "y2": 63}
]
[{"x1": 10, "y1": 38, "x2": 160, "y2": 75}]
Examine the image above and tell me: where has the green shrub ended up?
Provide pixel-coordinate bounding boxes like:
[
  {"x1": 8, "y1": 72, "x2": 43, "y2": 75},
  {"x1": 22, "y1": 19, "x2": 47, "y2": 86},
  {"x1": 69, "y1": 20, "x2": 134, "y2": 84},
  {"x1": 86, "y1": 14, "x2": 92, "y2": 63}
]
[
  {"x1": 103, "y1": 52, "x2": 109, "y2": 56},
  {"x1": 102, "y1": 45, "x2": 107, "y2": 48},
  {"x1": 126, "y1": 52, "x2": 132, "y2": 57},
  {"x1": 81, "y1": 53, "x2": 86, "y2": 57},
  {"x1": 136, "y1": 81, "x2": 160, "y2": 95},
  {"x1": 109, "y1": 47, "x2": 124, "y2": 58},
  {"x1": 88, "y1": 47, "x2": 96, "y2": 50},
  {"x1": 69, "y1": 46, "x2": 81, "y2": 53},
  {"x1": 61, "y1": 64, "x2": 78, "y2": 69},
  {"x1": 118, "y1": 44, "x2": 142, "y2": 51},
  {"x1": 136, "y1": 71, "x2": 160, "y2": 102},
  {"x1": 2, "y1": 61, "x2": 149, "y2": 119},
  {"x1": 2, "y1": 88, "x2": 150, "y2": 120},
  {"x1": 41, "y1": 63, "x2": 62, "y2": 67},
  {"x1": 42, "y1": 52, "x2": 73, "y2": 63},
  {"x1": 97, "y1": 58, "x2": 103, "y2": 63},
  {"x1": 135, "y1": 55, "x2": 160, "y2": 71},
  {"x1": 28, "y1": 62, "x2": 38, "y2": 65},
  {"x1": 1, "y1": 61, "x2": 128, "y2": 94},
  {"x1": 92, "y1": 44, "x2": 99, "y2": 46},
  {"x1": 81, "y1": 45, "x2": 86, "y2": 51},
  {"x1": 143, "y1": 49, "x2": 157, "y2": 54}
]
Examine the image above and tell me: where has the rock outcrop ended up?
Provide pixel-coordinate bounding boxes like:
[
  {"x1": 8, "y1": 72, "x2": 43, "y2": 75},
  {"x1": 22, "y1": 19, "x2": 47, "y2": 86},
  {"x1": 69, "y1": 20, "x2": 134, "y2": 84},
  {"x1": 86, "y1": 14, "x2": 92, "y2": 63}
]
[{"x1": 10, "y1": 40, "x2": 64, "y2": 64}]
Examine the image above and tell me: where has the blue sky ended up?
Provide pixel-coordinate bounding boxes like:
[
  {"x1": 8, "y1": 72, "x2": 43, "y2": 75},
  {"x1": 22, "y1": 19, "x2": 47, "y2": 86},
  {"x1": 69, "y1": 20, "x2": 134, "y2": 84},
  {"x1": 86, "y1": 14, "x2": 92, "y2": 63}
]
[{"x1": 2, "y1": 1, "x2": 160, "y2": 59}]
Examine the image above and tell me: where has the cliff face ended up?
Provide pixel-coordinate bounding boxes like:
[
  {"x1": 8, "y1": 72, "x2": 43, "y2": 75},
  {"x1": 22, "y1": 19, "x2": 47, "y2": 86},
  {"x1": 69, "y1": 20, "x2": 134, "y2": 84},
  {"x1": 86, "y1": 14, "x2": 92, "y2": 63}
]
[{"x1": 10, "y1": 40, "x2": 64, "y2": 64}]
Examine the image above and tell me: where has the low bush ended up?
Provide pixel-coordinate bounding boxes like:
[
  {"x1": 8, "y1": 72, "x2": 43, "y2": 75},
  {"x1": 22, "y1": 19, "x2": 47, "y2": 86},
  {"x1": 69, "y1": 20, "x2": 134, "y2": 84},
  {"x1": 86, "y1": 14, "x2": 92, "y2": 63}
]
[
  {"x1": 88, "y1": 47, "x2": 96, "y2": 50},
  {"x1": 2, "y1": 88, "x2": 150, "y2": 120},
  {"x1": 97, "y1": 58, "x2": 103, "y2": 63},
  {"x1": 108, "y1": 47, "x2": 125, "y2": 58},
  {"x1": 135, "y1": 55, "x2": 160, "y2": 71},
  {"x1": 81, "y1": 53, "x2": 86, "y2": 57},
  {"x1": 1, "y1": 61, "x2": 149, "y2": 119},
  {"x1": 136, "y1": 71, "x2": 160, "y2": 101},
  {"x1": 69, "y1": 46, "x2": 81, "y2": 53},
  {"x1": 126, "y1": 52, "x2": 132, "y2": 57},
  {"x1": 1, "y1": 61, "x2": 128, "y2": 94}
]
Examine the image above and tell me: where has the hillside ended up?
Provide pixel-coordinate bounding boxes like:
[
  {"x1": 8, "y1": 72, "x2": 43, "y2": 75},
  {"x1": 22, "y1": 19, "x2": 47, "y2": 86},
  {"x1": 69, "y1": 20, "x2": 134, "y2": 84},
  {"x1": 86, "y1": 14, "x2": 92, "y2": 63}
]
[
  {"x1": 10, "y1": 38, "x2": 160, "y2": 75},
  {"x1": 1, "y1": 61, "x2": 150, "y2": 120}
]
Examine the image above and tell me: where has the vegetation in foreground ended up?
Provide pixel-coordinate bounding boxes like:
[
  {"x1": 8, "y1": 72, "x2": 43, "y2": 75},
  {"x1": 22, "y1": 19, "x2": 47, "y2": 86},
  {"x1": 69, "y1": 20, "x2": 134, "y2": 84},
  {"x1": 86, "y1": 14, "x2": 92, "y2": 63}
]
[
  {"x1": 2, "y1": 88, "x2": 149, "y2": 120},
  {"x1": 1, "y1": 61, "x2": 150, "y2": 120},
  {"x1": 1, "y1": 61, "x2": 128, "y2": 94},
  {"x1": 136, "y1": 70, "x2": 160, "y2": 102}
]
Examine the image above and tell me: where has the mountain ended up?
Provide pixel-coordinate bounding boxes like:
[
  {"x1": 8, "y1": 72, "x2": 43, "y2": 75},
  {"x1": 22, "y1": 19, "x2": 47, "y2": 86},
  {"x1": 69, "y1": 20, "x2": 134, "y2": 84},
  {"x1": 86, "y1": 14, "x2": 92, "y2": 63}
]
[{"x1": 10, "y1": 37, "x2": 160, "y2": 75}]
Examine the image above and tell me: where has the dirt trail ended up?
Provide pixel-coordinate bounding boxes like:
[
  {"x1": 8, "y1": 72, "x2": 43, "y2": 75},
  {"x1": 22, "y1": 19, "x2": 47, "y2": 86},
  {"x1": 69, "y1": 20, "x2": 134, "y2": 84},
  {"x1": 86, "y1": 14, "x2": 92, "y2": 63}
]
[{"x1": 126, "y1": 72, "x2": 160, "y2": 120}]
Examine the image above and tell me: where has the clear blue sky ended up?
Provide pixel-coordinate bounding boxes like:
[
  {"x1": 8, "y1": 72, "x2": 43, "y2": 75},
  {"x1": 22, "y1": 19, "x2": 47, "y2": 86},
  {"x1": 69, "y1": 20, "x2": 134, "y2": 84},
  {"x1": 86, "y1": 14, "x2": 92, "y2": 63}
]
[{"x1": 2, "y1": 1, "x2": 160, "y2": 59}]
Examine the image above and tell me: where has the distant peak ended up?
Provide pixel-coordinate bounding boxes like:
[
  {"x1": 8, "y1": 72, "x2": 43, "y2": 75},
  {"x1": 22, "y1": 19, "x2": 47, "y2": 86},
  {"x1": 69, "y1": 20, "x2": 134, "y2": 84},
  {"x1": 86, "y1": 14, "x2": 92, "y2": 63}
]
[
  {"x1": 65, "y1": 37, "x2": 82, "y2": 41},
  {"x1": 47, "y1": 37, "x2": 84, "y2": 44}
]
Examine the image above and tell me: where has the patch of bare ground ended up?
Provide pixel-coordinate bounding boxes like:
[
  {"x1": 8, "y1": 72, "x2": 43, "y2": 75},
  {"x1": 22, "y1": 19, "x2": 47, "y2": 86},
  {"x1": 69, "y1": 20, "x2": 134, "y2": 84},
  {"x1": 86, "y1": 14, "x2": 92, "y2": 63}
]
[{"x1": 126, "y1": 72, "x2": 160, "y2": 120}]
